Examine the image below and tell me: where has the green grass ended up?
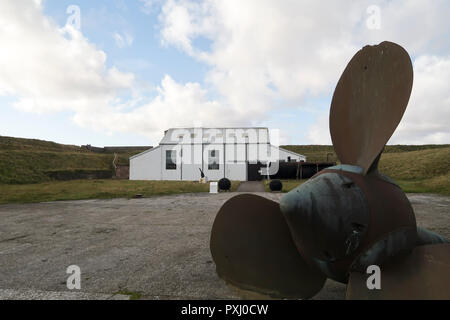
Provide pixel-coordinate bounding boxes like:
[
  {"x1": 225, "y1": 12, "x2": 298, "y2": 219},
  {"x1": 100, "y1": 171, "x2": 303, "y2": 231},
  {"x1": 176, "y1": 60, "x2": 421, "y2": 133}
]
[
  {"x1": 0, "y1": 136, "x2": 145, "y2": 184},
  {"x1": 116, "y1": 152, "x2": 142, "y2": 165},
  {"x1": 379, "y1": 147, "x2": 450, "y2": 195},
  {"x1": 114, "y1": 290, "x2": 142, "y2": 300},
  {"x1": 265, "y1": 175, "x2": 450, "y2": 196},
  {"x1": 271, "y1": 146, "x2": 450, "y2": 196},
  {"x1": 0, "y1": 180, "x2": 241, "y2": 204},
  {"x1": 281, "y1": 144, "x2": 450, "y2": 163},
  {"x1": 0, "y1": 135, "x2": 88, "y2": 152},
  {"x1": 394, "y1": 173, "x2": 450, "y2": 195},
  {"x1": 264, "y1": 179, "x2": 306, "y2": 192},
  {"x1": 0, "y1": 136, "x2": 448, "y2": 202},
  {"x1": 379, "y1": 147, "x2": 450, "y2": 180},
  {"x1": 0, "y1": 150, "x2": 115, "y2": 184},
  {"x1": 281, "y1": 145, "x2": 337, "y2": 163}
]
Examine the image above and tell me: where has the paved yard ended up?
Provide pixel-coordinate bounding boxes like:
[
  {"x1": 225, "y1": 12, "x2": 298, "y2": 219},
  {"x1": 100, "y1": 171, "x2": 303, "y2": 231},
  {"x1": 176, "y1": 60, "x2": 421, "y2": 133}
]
[{"x1": 0, "y1": 192, "x2": 448, "y2": 300}]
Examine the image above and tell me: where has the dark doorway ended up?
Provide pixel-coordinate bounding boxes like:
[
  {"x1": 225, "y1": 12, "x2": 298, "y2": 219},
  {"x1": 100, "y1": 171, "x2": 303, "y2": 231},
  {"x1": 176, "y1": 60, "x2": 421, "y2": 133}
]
[{"x1": 247, "y1": 162, "x2": 265, "y2": 181}]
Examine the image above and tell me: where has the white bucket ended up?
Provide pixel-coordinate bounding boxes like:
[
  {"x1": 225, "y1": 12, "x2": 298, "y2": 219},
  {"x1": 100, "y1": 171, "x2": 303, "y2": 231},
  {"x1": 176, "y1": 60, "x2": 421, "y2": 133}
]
[{"x1": 209, "y1": 182, "x2": 218, "y2": 194}]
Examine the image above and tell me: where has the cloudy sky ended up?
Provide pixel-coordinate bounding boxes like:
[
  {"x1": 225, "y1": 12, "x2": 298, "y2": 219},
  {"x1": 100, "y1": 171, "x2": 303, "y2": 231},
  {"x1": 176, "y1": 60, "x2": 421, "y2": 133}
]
[{"x1": 0, "y1": 0, "x2": 449, "y2": 146}]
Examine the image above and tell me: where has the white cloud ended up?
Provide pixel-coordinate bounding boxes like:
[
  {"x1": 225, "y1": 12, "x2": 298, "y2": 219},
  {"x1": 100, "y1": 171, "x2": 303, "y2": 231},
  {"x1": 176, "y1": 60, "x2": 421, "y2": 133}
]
[
  {"x1": 159, "y1": 0, "x2": 364, "y2": 111},
  {"x1": 0, "y1": 1, "x2": 246, "y2": 144},
  {"x1": 113, "y1": 31, "x2": 134, "y2": 48},
  {"x1": 390, "y1": 55, "x2": 450, "y2": 144},
  {"x1": 158, "y1": 0, "x2": 450, "y2": 144},
  {"x1": 1, "y1": 0, "x2": 449, "y2": 145},
  {"x1": 308, "y1": 56, "x2": 450, "y2": 145},
  {"x1": 307, "y1": 113, "x2": 332, "y2": 145},
  {"x1": 73, "y1": 74, "x2": 247, "y2": 138},
  {"x1": 0, "y1": 1, "x2": 134, "y2": 115},
  {"x1": 139, "y1": 0, "x2": 163, "y2": 15}
]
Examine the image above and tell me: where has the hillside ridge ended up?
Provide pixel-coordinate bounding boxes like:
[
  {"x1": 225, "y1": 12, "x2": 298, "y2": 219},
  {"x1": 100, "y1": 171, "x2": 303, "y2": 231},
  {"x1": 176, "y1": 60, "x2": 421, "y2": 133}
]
[{"x1": 1, "y1": 136, "x2": 449, "y2": 194}]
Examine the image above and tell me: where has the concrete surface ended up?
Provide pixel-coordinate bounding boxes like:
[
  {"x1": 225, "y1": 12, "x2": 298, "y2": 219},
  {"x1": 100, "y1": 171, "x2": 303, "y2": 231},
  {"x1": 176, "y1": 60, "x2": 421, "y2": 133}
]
[
  {"x1": 0, "y1": 192, "x2": 448, "y2": 300},
  {"x1": 0, "y1": 288, "x2": 130, "y2": 300}
]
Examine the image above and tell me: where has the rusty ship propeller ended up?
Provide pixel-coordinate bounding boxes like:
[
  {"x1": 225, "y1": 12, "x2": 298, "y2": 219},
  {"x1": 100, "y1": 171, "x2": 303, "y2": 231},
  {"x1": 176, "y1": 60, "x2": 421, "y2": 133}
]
[
  {"x1": 210, "y1": 41, "x2": 449, "y2": 299},
  {"x1": 211, "y1": 194, "x2": 326, "y2": 299}
]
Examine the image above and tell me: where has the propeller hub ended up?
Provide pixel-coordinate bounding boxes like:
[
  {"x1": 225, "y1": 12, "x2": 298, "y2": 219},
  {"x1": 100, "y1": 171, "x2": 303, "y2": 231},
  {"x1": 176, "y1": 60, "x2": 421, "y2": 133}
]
[{"x1": 280, "y1": 171, "x2": 370, "y2": 264}]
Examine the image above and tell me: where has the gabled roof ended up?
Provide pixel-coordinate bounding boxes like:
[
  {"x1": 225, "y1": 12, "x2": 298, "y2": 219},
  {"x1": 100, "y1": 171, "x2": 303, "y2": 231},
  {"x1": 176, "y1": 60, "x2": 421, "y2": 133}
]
[
  {"x1": 278, "y1": 147, "x2": 307, "y2": 159},
  {"x1": 129, "y1": 146, "x2": 160, "y2": 160},
  {"x1": 130, "y1": 128, "x2": 307, "y2": 160},
  {"x1": 159, "y1": 127, "x2": 271, "y2": 144}
]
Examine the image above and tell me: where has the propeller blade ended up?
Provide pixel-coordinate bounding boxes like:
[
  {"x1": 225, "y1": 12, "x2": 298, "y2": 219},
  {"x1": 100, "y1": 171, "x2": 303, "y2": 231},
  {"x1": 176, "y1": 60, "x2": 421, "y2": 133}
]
[
  {"x1": 416, "y1": 227, "x2": 449, "y2": 246},
  {"x1": 346, "y1": 244, "x2": 450, "y2": 300},
  {"x1": 210, "y1": 194, "x2": 326, "y2": 299},
  {"x1": 330, "y1": 41, "x2": 413, "y2": 174}
]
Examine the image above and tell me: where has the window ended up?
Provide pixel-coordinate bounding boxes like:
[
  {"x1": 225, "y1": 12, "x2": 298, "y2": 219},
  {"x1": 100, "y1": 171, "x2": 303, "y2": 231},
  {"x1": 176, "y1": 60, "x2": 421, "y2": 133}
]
[
  {"x1": 208, "y1": 150, "x2": 220, "y2": 170},
  {"x1": 166, "y1": 150, "x2": 177, "y2": 170},
  {"x1": 228, "y1": 133, "x2": 236, "y2": 143}
]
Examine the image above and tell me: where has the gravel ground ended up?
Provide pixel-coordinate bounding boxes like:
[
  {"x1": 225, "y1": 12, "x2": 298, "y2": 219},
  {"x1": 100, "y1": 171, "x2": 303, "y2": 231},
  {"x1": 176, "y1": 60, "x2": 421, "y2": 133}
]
[{"x1": 0, "y1": 192, "x2": 448, "y2": 300}]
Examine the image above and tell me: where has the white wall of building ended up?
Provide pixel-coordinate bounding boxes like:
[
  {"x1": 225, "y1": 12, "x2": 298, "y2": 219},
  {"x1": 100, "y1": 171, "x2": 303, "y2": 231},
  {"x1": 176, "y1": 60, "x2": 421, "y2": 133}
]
[
  {"x1": 130, "y1": 128, "x2": 306, "y2": 181},
  {"x1": 225, "y1": 144, "x2": 247, "y2": 181},
  {"x1": 180, "y1": 144, "x2": 203, "y2": 181},
  {"x1": 160, "y1": 145, "x2": 182, "y2": 180},
  {"x1": 129, "y1": 146, "x2": 162, "y2": 180},
  {"x1": 202, "y1": 143, "x2": 224, "y2": 181}
]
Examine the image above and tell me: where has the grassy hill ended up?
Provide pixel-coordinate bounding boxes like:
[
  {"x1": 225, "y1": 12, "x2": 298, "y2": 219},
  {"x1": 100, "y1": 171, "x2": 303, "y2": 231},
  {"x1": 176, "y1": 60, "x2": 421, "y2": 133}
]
[
  {"x1": 379, "y1": 147, "x2": 450, "y2": 194},
  {"x1": 0, "y1": 136, "x2": 448, "y2": 199},
  {"x1": 0, "y1": 136, "x2": 89, "y2": 152},
  {"x1": 281, "y1": 144, "x2": 450, "y2": 163},
  {"x1": 0, "y1": 136, "x2": 143, "y2": 184},
  {"x1": 282, "y1": 144, "x2": 450, "y2": 195}
]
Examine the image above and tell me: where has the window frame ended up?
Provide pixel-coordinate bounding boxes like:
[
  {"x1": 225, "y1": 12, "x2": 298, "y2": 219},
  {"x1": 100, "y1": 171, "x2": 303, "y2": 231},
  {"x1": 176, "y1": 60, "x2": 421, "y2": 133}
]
[
  {"x1": 165, "y1": 150, "x2": 177, "y2": 170},
  {"x1": 208, "y1": 149, "x2": 220, "y2": 170}
]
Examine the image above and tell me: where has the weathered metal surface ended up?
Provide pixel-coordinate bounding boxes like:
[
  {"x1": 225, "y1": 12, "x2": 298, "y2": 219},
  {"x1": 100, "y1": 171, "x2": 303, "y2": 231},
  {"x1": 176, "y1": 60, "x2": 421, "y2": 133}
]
[
  {"x1": 326, "y1": 164, "x2": 364, "y2": 175},
  {"x1": 330, "y1": 41, "x2": 413, "y2": 174},
  {"x1": 210, "y1": 194, "x2": 326, "y2": 299},
  {"x1": 416, "y1": 227, "x2": 449, "y2": 246},
  {"x1": 280, "y1": 167, "x2": 417, "y2": 283},
  {"x1": 280, "y1": 172, "x2": 370, "y2": 264},
  {"x1": 350, "y1": 227, "x2": 417, "y2": 272},
  {"x1": 209, "y1": 41, "x2": 448, "y2": 299},
  {"x1": 346, "y1": 244, "x2": 450, "y2": 300}
]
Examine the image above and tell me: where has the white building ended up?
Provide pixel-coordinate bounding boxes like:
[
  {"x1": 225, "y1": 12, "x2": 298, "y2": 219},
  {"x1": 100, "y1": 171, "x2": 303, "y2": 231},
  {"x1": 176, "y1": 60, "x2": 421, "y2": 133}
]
[{"x1": 129, "y1": 127, "x2": 305, "y2": 181}]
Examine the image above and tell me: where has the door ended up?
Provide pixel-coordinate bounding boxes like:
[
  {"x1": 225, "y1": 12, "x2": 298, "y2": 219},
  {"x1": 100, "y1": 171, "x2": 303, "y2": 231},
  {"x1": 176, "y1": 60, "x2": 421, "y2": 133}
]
[{"x1": 247, "y1": 162, "x2": 264, "y2": 181}]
